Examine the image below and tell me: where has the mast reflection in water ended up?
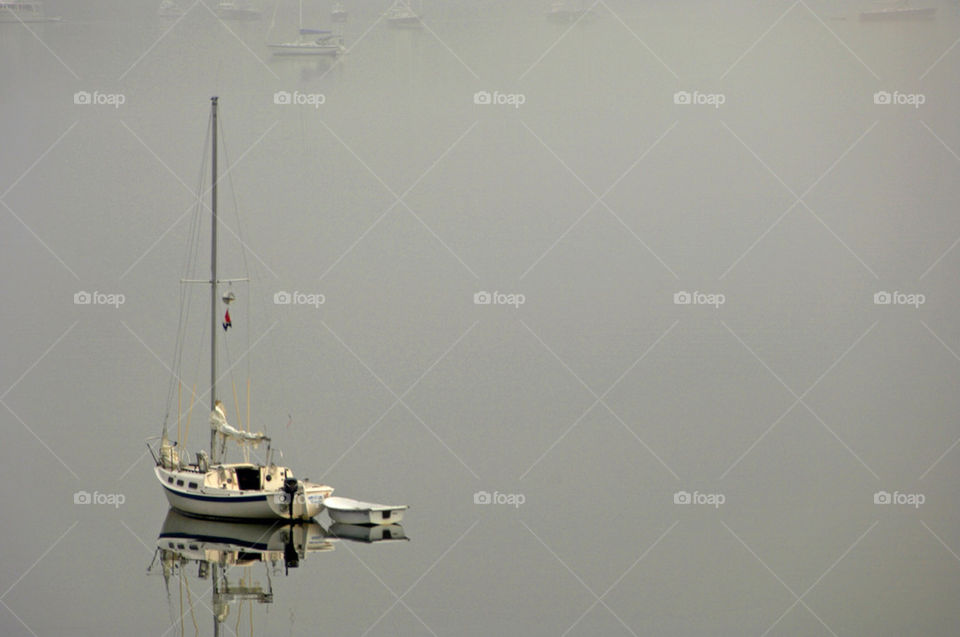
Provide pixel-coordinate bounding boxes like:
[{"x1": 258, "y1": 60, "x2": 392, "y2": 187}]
[{"x1": 147, "y1": 509, "x2": 408, "y2": 635}]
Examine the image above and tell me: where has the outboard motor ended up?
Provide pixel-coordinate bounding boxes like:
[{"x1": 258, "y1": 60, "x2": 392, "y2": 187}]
[{"x1": 282, "y1": 478, "x2": 299, "y2": 520}]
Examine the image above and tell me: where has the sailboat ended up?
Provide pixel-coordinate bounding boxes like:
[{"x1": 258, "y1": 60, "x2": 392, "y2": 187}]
[
  {"x1": 157, "y1": 0, "x2": 186, "y2": 17},
  {"x1": 859, "y1": 1, "x2": 936, "y2": 21},
  {"x1": 216, "y1": 1, "x2": 261, "y2": 20},
  {"x1": 545, "y1": 0, "x2": 595, "y2": 22},
  {"x1": 150, "y1": 97, "x2": 334, "y2": 521},
  {"x1": 269, "y1": 0, "x2": 345, "y2": 57},
  {"x1": 384, "y1": 0, "x2": 422, "y2": 28},
  {"x1": 0, "y1": 1, "x2": 61, "y2": 22}
]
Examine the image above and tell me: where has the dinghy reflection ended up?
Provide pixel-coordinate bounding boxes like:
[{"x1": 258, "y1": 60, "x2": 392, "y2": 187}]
[{"x1": 149, "y1": 509, "x2": 407, "y2": 634}]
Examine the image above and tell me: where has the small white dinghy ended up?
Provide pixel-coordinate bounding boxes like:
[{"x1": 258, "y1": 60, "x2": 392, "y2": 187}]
[{"x1": 324, "y1": 496, "x2": 408, "y2": 525}]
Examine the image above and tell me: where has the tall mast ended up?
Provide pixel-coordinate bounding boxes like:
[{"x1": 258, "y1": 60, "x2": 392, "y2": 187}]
[{"x1": 210, "y1": 96, "x2": 219, "y2": 461}]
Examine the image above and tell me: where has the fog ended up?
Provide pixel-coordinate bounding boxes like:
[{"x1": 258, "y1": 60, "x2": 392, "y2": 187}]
[{"x1": 3, "y1": 0, "x2": 960, "y2": 634}]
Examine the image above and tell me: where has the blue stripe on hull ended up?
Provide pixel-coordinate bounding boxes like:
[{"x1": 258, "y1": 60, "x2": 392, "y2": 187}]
[{"x1": 162, "y1": 485, "x2": 269, "y2": 503}]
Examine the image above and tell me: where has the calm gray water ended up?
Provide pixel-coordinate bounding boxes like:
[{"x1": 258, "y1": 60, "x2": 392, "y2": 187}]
[{"x1": 3, "y1": 0, "x2": 960, "y2": 635}]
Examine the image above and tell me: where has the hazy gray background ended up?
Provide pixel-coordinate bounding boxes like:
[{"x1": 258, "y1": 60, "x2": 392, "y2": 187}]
[{"x1": 3, "y1": 0, "x2": 960, "y2": 634}]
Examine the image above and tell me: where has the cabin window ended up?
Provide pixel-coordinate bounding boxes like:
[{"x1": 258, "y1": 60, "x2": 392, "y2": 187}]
[
  {"x1": 176, "y1": 479, "x2": 184, "y2": 487},
  {"x1": 235, "y1": 467, "x2": 262, "y2": 491},
  {"x1": 167, "y1": 477, "x2": 173, "y2": 484},
  {"x1": 188, "y1": 482, "x2": 198, "y2": 489}
]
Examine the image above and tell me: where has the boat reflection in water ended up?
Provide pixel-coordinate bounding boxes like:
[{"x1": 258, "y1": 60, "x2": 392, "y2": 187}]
[{"x1": 148, "y1": 509, "x2": 407, "y2": 634}]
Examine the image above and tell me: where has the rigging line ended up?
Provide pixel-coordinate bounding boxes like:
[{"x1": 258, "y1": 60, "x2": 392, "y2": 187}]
[
  {"x1": 217, "y1": 109, "x2": 258, "y2": 421},
  {"x1": 164, "y1": 114, "x2": 212, "y2": 432}
]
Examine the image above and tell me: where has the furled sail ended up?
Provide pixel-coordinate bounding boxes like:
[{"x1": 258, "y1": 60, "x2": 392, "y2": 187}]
[{"x1": 210, "y1": 401, "x2": 266, "y2": 444}]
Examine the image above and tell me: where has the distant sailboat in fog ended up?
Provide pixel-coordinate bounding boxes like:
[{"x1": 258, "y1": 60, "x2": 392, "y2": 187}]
[
  {"x1": 0, "y1": 1, "x2": 60, "y2": 22},
  {"x1": 385, "y1": 0, "x2": 423, "y2": 28}
]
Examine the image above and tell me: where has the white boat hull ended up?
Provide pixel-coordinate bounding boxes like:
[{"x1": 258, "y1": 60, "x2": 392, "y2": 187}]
[
  {"x1": 323, "y1": 496, "x2": 408, "y2": 525},
  {"x1": 156, "y1": 465, "x2": 333, "y2": 521},
  {"x1": 269, "y1": 44, "x2": 342, "y2": 57}
]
